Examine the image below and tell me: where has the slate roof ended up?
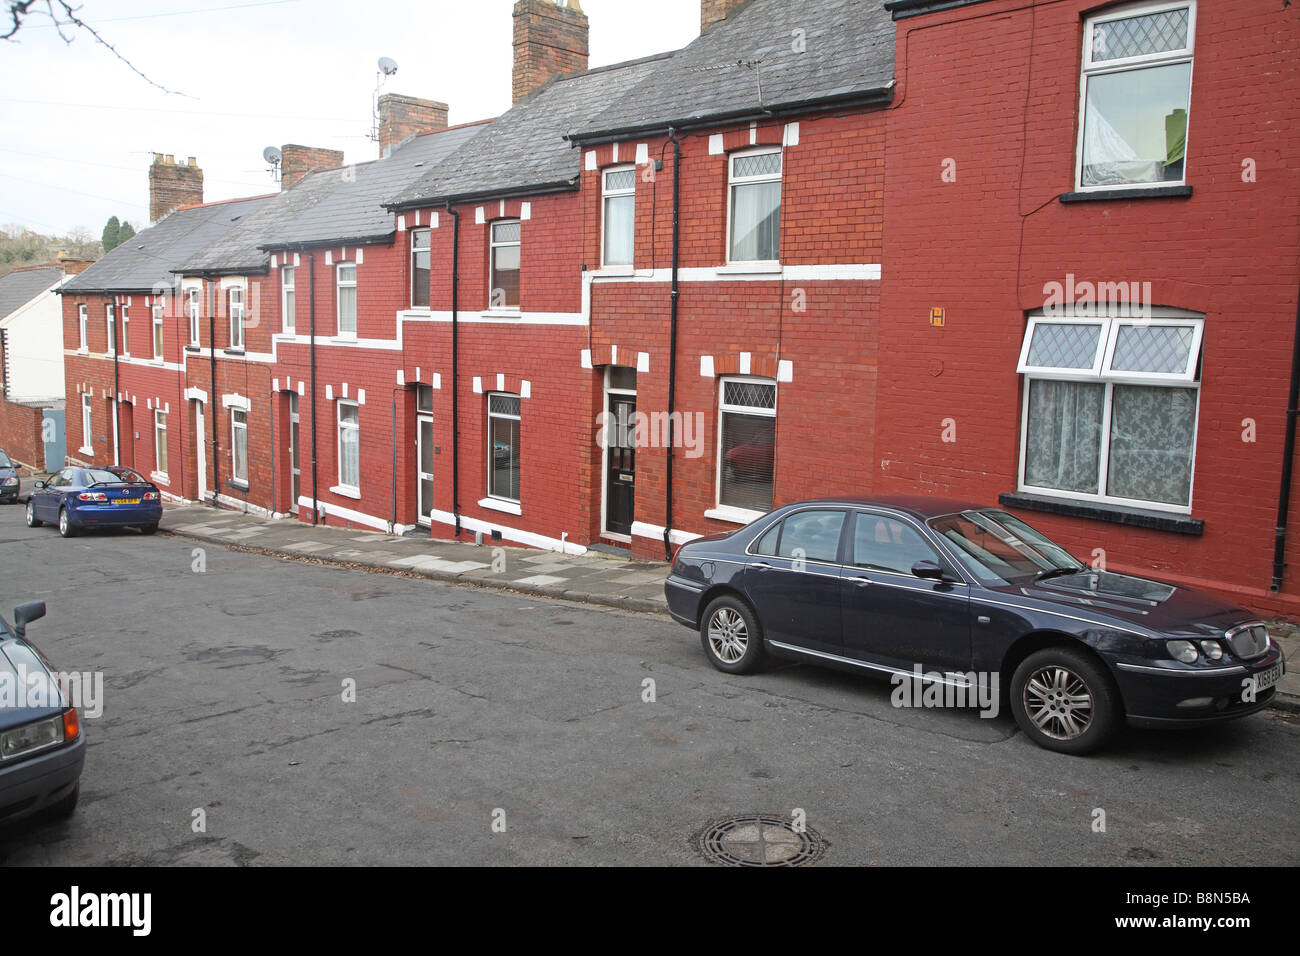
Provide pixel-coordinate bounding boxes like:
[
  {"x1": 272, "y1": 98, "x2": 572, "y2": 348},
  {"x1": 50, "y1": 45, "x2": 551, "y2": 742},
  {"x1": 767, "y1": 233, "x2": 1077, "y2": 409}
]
[
  {"x1": 259, "y1": 122, "x2": 487, "y2": 249},
  {"x1": 0, "y1": 266, "x2": 63, "y2": 321},
  {"x1": 388, "y1": 54, "x2": 671, "y2": 210},
  {"x1": 61, "y1": 196, "x2": 272, "y2": 295},
  {"x1": 573, "y1": 0, "x2": 896, "y2": 142}
]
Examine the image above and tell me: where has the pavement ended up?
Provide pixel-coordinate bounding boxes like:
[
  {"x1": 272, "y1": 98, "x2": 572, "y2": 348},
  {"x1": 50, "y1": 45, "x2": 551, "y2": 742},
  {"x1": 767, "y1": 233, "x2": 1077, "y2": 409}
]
[
  {"x1": 159, "y1": 501, "x2": 670, "y2": 614},
  {"x1": 156, "y1": 499, "x2": 1300, "y2": 713}
]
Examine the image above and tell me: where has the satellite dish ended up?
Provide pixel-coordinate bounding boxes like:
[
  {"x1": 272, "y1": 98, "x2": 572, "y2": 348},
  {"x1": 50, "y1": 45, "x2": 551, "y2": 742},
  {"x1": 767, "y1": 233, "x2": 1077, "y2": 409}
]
[
  {"x1": 378, "y1": 56, "x2": 398, "y2": 76},
  {"x1": 263, "y1": 146, "x2": 282, "y2": 164}
]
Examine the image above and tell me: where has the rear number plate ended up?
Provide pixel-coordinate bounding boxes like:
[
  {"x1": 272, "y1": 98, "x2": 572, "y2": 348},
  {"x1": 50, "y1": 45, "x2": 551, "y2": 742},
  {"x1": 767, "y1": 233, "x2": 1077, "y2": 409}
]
[
  {"x1": 115, "y1": 498, "x2": 140, "y2": 505},
  {"x1": 1253, "y1": 665, "x2": 1281, "y2": 693}
]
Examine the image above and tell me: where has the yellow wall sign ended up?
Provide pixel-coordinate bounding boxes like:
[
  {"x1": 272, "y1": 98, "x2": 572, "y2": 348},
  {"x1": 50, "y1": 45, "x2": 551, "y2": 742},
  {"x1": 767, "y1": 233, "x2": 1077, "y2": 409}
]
[{"x1": 930, "y1": 307, "x2": 945, "y2": 327}]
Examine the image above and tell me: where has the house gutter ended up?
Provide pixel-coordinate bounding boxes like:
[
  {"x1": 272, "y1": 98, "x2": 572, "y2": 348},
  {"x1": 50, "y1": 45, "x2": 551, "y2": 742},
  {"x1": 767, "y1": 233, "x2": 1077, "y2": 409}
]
[
  {"x1": 445, "y1": 201, "x2": 462, "y2": 537},
  {"x1": 664, "y1": 128, "x2": 682, "y2": 561},
  {"x1": 1271, "y1": 283, "x2": 1300, "y2": 591},
  {"x1": 386, "y1": 181, "x2": 577, "y2": 216}
]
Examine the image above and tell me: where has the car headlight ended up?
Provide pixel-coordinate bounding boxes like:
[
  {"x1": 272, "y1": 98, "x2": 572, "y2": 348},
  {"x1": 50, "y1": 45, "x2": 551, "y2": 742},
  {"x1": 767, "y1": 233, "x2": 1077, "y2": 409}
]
[
  {"x1": 1198, "y1": 640, "x2": 1224, "y2": 661},
  {"x1": 2, "y1": 476, "x2": 16, "y2": 486},
  {"x1": 0, "y1": 713, "x2": 65, "y2": 760},
  {"x1": 1167, "y1": 640, "x2": 1199, "y2": 664}
]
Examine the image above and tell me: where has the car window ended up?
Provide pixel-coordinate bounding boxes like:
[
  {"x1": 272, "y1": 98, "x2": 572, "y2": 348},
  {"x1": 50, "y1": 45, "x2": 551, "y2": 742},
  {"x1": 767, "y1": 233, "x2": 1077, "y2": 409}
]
[
  {"x1": 106, "y1": 466, "x2": 148, "y2": 484},
  {"x1": 852, "y1": 513, "x2": 940, "y2": 574},
  {"x1": 775, "y1": 510, "x2": 846, "y2": 563},
  {"x1": 752, "y1": 522, "x2": 781, "y2": 557},
  {"x1": 0, "y1": 450, "x2": 12, "y2": 468},
  {"x1": 86, "y1": 469, "x2": 126, "y2": 485}
]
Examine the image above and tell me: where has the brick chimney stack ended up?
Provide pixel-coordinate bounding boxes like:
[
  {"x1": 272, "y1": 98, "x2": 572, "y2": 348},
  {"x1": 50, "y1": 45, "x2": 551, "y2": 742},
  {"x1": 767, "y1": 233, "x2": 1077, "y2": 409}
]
[
  {"x1": 701, "y1": 0, "x2": 748, "y2": 32},
  {"x1": 280, "y1": 144, "x2": 344, "y2": 189},
  {"x1": 512, "y1": 0, "x2": 588, "y2": 104},
  {"x1": 57, "y1": 255, "x2": 94, "y2": 276},
  {"x1": 148, "y1": 153, "x2": 203, "y2": 222},
  {"x1": 377, "y1": 94, "x2": 449, "y2": 156}
]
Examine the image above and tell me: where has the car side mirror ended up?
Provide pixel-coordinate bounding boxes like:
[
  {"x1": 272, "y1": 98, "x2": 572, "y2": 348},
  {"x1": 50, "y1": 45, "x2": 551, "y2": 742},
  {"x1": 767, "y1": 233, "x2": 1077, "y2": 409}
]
[
  {"x1": 911, "y1": 560, "x2": 947, "y2": 580},
  {"x1": 34, "y1": 479, "x2": 46, "y2": 489},
  {"x1": 13, "y1": 601, "x2": 45, "y2": 637}
]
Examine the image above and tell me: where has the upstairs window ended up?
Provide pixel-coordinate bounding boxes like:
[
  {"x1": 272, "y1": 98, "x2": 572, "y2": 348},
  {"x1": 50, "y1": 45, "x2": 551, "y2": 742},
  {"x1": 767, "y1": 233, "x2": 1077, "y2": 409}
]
[
  {"x1": 410, "y1": 229, "x2": 430, "y2": 308},
  {"x1": 489, "y1": 220, "x2": 520, "y2": 311},
  {"x1": 1078, "y1": 2, "x2": 1194, "y2": 190},
  {"x1": 728, "y1": 148, "x2": 782, "y2": 263},
  {"x1": 78, "y1": 304, "x2": 88, "y2": 350},
  {"x1": 152, "y1": 305, "x2": 164, "y2": 360},
  {"x1": 228, "y1": 287, "x2": 244, "y2": 350},
  {"x1": 106, "y1": 305, "x2": 116, "y2": 355},
  {"x1": 337, "y1": 264, "x2": 357, "y2": 336},
  {"x1": 1017, "y1": 311, "x2": 1203, "y2": 511},
  {"x1": 120, "y1": 306, "x2": 130, "y2": 356},
  {"x1": 187, "y1": 288, "x2": 201, "y2": 345},
  {"x1": 282, "y1": 266, "x2": 296, "y2": 333},
  {"x1": 602, "y1": 167, "x2": 635, "y2": 267}
]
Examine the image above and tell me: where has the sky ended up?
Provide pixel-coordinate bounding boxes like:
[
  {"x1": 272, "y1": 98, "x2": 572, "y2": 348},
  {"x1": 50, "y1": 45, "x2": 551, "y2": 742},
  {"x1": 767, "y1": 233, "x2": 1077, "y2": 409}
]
[{"x1": 0, "y1": 0, "x2": 702, "y2": 237}]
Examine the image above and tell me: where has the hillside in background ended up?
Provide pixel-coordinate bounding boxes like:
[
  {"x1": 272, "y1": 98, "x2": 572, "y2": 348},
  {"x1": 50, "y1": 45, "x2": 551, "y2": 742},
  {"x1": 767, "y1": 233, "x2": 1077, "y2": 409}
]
[{"x1": 0, "y1": 224, "x2": 101, "y2": 277}]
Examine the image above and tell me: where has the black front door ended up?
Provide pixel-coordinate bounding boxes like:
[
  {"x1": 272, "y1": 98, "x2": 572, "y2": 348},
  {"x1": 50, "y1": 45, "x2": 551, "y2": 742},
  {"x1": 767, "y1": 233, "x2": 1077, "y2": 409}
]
[{"x1": 605, "y1": 393, "x2": 635, "y2": 536}]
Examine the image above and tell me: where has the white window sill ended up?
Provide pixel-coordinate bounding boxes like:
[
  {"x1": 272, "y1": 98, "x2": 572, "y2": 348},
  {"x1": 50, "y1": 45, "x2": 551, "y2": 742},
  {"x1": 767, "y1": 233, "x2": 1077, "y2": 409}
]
[
  {"x1": 332, "y1": 335, "x2": 358, "y2": 343},
  {"x1": 151, "y1": 471, "x2": 169, "y2": 486},
  {"x1": 121, "y1": 352, "x2": 131, "y2": 359},
  {"x1": 149, "y1": 358, "x2": 164, "y2": 366},
  {"x1": 77, "y1": 347, "x2": 88, "y2": 355},
  {"x1": 478, "y1": 496, "x2": 522, "y2": 516},
  {"x1": 717, "y1": 261, "x2": 782, "y2": 276},
  {"x1": 229, "y1": 479, "x2": 249, "y2": 490},
  {"x1": 279, "y1": 328, "x2": 296, "y2": 337},
  {"x1": 480, "y1": 310, "x2": 522, "y2": 320},
  {"x1": 705, "y1": 505, "x2": 766, "y2": 525},
  {"x1": 330, "y1": 484, "x2": 361, "y2": 500},
  {"x1": 595, "y1": 265, "x2": 634, "y2": 277},
  {"x1": 78, "y1": 446, "x2": 93, "y2": 456}
]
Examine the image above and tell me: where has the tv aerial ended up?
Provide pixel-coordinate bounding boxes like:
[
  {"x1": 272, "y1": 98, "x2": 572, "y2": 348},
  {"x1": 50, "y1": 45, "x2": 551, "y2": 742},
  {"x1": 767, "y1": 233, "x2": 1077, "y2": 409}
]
[
  {"x1": 263, "y1": 145, "x2": 282, "y2": 182},
  {"x1": 370, "y1": 56, "x2": 399, "y2": 147}
]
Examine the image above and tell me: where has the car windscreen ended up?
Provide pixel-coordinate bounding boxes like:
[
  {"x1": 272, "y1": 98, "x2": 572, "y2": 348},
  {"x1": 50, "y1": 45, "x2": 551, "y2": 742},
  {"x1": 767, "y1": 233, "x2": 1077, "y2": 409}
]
[
  {"x1": 0, "y1": 451, "x2": 12, "y2": 468},
  {"x1": 100, "y1": 467, "x2": 148, "y2": 484},
  {"x1": 928, "y1": 510, "x2": 1081, "y2": 584}
]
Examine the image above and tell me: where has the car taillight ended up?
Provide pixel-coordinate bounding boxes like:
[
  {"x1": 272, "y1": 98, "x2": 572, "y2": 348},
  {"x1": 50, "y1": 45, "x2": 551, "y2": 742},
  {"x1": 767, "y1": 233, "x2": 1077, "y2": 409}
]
[
  {"x1": 143, "y1": 492, "x2": 160, "y2": 501},
  {"x1": 77, "y1": 492, "x2": 107, "y2": 501},
  {"x1": 63, "y1": 708, "x2": 80, "y2": 741}
]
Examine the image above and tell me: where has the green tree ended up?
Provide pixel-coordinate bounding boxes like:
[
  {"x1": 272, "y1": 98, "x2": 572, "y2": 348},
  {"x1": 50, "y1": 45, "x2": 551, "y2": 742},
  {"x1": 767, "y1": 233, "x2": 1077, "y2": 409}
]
[
  {"x1": 117, "y1": 221, "x2": 135, "y2": 245},
  {"x1": 101, "y1": 216, "x2": 120, "y2": 252}
]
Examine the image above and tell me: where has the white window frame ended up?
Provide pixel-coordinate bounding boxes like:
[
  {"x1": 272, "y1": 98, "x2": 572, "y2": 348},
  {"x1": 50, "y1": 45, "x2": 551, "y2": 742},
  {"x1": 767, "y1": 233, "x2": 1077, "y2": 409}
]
[
  {"x1": 1075, "y1": 0, "x2": 1196, "y2": 192},
  {"x1": 335, "y1": 399, "x2": 360, "y2": 494},
  {"x1": 488, "y1": 220, "x2": 521, "y2": 312},
  {"x1": 486, "y1": 392, "x2": 521, "y2": 505},
  {"x1": 228, "y1": 287, "x2": 244, "y2": 350},
  {"x1": 1017, "y1": 308, "x2": 1204, "y2": 514},
  {"x1": 601, "y1": 165, "x2": 636, "y2": 269},
  {"x1": 79, "y1": 392, "x2": 92, "y2": 454},
  {"x1": 230, "y1": 408, "x2": 248, "y2": 485},
  {"x1": 336, "y1": 263, "x2": 357, "y2": 338},
  {"x1": 726, "y1": 147, "x2": 783, "y2": 267},
  {"x1": 281, "y1": 266, "x2": 295, "y2": 333},
  {"x1": 410, "y1": 229, "x2": 431, "y2": 309},
  {"x1": 154, "y1": 408, "x2": 168, "y2": 479},
  {"x1": 151, "y1": 304, "x2": 164, "y2": 361},
  {"x1": 119, "y1": 306, "x2": 130, "y2": 357},
  {"x1": 105, "y1": 304, "x2": 115, "y2": 356},
  {"x1": 77, "y1": 304, "x2": 88, "y2": 351},
  {"x1": 187, "y1": 288, "x2": 201, "y2": 346},
  {"x1": 714, "y1": 376, "x2": 777, "y2": 522}
]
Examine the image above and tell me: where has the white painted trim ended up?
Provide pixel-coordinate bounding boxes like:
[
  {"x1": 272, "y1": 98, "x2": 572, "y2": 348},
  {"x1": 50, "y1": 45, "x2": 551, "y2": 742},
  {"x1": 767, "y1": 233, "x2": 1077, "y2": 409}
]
[
  {"x1": 221, "y1": 392, "x2": 251, "y2": 412},
  {"x1": 704, "y1": 506, "x2": 764, "y2": 526},
  {"x1": 298, "y1": 496, "x2": 389, "y2": 532},
  {"x1": 185, "y1": 386, "x2": 208, "y2": 403},
  {"x1": 631, "y1": 520, "x2": 701, "y2": 547},
  {"x1": 478, "y1": 496, "x2": 522, "y2": 516},
  {"x1": 330, "y1": 484, "x2": 362, "y2": 500},
  {"x1": 427, "y1": 506, "x2": 586, "y2": 556}
]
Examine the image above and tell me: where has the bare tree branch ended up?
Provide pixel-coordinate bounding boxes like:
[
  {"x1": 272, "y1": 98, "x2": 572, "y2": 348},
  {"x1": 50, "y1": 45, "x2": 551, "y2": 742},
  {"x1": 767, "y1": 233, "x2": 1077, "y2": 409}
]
[{"x1": 3, "y1": 0, "x2": 192, "y2": 98}]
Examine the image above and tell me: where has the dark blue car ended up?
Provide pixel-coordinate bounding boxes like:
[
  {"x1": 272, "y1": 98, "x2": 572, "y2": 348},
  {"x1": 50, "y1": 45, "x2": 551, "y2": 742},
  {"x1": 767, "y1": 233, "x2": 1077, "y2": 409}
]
[
  {"x1": 25, "y1": 465, "x2": 162, "y2": 538},
  {"x1": 665, "y1": 496, "x2": 1287, "y2": 754},
  {"x1": 0, "y1": 450, "x2": 21, "y2": 505}
]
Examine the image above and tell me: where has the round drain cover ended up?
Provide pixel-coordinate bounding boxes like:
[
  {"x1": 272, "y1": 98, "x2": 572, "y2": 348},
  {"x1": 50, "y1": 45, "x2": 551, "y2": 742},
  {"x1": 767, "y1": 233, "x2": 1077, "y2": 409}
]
[{"x1": 697, "y1": 814, "x2": 827, "y2": 867}]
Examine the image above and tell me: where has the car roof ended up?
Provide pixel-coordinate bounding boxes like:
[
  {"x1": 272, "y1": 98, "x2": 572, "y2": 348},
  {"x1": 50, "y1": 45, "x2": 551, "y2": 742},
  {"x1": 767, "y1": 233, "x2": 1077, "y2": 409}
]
[{"x1": 781, "y1": 495, "x2": 994, "y2": 521}]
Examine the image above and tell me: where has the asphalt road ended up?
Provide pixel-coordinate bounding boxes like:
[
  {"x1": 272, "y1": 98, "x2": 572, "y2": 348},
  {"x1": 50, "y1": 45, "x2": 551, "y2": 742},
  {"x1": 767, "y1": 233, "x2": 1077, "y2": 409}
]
[{"x1": 2, "y1": 504, "x2": 1297, "y2": 866}]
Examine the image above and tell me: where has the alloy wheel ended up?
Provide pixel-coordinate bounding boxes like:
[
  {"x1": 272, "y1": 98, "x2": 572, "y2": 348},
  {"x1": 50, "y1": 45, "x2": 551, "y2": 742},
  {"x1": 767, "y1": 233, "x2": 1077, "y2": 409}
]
[
  {"x1": 707, "y1": 607, "x2": 749, "y2": 664},
  {"x1": 1022, "y1": 665, "x2": 1093, "y2": 740}
]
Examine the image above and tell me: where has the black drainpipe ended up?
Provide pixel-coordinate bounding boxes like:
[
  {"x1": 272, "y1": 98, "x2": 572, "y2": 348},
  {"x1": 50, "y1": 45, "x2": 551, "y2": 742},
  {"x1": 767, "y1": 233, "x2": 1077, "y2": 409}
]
[
  {"x1": 111, "y1": 300, "x2": 120, "y2": 463},
  {"x1": 1271, "y1": 285, "x2": 1300, "y2": 591},
  {"x1": 663, "y1": 129, "x2": 682, "y2": 561},
  {"x1": 308, "y1": 251, "x2": 319, "y2": 525},
  {"x1": 208, "y1": 283, "x2": 218, "y2": 507},
  {"x1": 446, "y1": 201, "x2": 462, "y2": 538}
]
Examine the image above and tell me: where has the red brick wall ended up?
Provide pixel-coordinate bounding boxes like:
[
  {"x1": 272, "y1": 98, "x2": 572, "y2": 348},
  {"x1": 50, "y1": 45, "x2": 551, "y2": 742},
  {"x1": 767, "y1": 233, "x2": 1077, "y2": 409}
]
[
  {"x1": 881, "y1": 0, "x2": 1300, "y2": 612},
  {"x1": 0, "y1": 398, "x2": 46, "y2": 468}
]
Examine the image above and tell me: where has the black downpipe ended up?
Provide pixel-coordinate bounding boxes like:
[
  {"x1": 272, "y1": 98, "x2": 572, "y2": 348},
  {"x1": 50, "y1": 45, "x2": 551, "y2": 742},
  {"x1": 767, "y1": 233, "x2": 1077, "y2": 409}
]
[
  {"x1": 1271, "y1": 287, "x2": 1300, "y2": 591},
  {"x1": 209, "y1": 284, "x2": 218, "y2": 507},
  {"x1": 309, "y1": 252, "x2": 319, "y2": 525},
  {"x1": 111, "y1": 302, "x2": 120, "y2": 464},
  {"x1": 664, "y1": 129, "x2": 682, "y2": 561},
  {"x1": 446, "y1": 202, "x2": 461, "y2": 537},
  {"x1": 391, "y1": 396, "x2": 397, "y2": 533}
]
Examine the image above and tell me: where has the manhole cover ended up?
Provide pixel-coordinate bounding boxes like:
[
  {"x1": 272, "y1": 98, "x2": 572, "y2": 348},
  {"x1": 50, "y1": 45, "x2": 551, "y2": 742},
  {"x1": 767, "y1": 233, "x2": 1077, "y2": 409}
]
[{"x1": 696, "y1": 814, "x2": 827, "y2": 867}]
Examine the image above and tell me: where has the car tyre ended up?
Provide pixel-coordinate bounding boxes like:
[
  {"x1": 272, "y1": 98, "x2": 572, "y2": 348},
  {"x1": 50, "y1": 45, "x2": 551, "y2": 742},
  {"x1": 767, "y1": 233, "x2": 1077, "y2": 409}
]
[
  {"x1": 699, "y1": 595, "x2": 766, "y2": 674},
  {"x1": 58, "y1": 506, "x2": 77, "y2": 538},
  {"x1": 140, "y1": 523, "x2": 159, "y2": 535},
  {"x1": 1010, "y1": 647, "x2": 1120, "y2": 755},
  {"x1": 25, "y1": 499, "x2": 42, "y2": 527}
]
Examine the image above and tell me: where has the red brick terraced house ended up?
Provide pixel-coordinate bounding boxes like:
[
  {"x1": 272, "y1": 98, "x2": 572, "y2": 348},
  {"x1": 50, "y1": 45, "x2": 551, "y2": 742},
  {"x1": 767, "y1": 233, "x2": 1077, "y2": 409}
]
[
  {"x1": 878, "y1": 0, "x2": 1300, "y2": 613},
  {"x1": 59, "y1": 189, "x2": 273, "y2": 500}
]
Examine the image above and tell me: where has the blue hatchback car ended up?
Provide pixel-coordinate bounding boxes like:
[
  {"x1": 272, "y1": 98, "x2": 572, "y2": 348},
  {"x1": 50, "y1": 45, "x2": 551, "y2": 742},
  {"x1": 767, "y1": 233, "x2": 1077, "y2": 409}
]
[{"x1": 25, "y1": 465, "x2": 162, "y2": 537}]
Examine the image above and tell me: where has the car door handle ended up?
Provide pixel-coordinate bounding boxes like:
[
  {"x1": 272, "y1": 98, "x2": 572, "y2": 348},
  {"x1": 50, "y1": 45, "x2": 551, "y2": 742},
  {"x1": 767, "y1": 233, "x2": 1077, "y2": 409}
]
[
  {"x1": 752, "y1": 562, "x2": 773, "y2": 569},
  {"x1": 849, "y1": 577, "x2": 871, "y2": 587}
]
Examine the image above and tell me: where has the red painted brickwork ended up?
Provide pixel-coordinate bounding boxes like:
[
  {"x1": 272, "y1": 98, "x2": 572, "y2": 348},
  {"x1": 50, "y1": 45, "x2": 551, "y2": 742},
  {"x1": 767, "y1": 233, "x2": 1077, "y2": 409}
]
[
  {"x1": 880, "y1": 0, "x2": 1300, "y2": 613},
  {"x1": 0, "y1": 398, "x2": 47, "y2": 468}
]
